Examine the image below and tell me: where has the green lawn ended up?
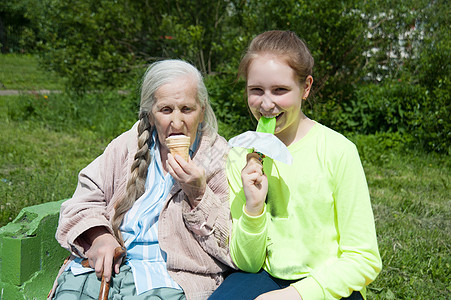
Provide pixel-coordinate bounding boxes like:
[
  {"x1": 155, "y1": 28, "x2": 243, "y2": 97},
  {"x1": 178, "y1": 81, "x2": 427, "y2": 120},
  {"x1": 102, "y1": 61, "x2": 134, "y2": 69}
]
[
  {"x1": 0, "y1": 53, "x2": 64, "y2": 90},
  {"x1": 0, "y1": 95, "x2": 107, "y2": 224},
  {"x1": 0, "y1": 55, "x2": 449, "y2": 299},
  {"x1": 361, "y1": 149, "x2": 450, "y2": 299}
]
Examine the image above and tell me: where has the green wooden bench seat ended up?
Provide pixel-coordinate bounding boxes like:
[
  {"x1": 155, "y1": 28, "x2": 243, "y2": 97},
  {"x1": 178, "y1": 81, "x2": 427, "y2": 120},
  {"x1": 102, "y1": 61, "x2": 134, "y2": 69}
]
[{"x1": 0, "y1": 200, "x2": 69, "y2": 299}]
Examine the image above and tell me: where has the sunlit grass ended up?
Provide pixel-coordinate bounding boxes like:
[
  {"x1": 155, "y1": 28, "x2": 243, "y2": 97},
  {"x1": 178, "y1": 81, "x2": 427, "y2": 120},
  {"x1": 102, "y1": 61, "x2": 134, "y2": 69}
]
[
  {"x1": 363, "y1": 151, "x2": 450, "y2": 299},
  {"x1": 0, "y1": 95, "x2": 107, "y2": 224},
  {"x1": 0, "y1": 53, "x2": 64, "y2": 90}
]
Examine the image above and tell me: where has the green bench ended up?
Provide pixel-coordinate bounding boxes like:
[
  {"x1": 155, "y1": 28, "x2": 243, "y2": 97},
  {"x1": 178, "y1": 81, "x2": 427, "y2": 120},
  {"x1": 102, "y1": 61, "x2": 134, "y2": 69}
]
[{"x1": 0, "y1": 200, "x2": 69, "y2": 299}]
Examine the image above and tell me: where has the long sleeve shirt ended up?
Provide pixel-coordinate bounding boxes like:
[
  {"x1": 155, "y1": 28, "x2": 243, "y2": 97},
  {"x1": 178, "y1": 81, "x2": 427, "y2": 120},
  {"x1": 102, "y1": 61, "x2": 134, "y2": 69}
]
[
  {"x1": 52, "y1": 122, "x2": 235, "y2": 300},
  {"x1": 227, "y1": 122, "x2": 382, "y2": 299}
]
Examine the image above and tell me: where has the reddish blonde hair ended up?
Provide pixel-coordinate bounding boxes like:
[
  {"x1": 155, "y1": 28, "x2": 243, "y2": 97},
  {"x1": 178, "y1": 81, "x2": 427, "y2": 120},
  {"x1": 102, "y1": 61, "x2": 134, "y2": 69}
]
[{"x1": 239, "y1": 30, "x2": 314, "y2": 84}]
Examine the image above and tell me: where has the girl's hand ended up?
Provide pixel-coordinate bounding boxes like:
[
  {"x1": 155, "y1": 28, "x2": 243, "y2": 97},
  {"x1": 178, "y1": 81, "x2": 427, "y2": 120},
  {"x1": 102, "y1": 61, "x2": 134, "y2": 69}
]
[
  {"x1": 83, "y1": 227, "x2": 122, "y2": 282},
  {"x1": 256, "y1": 286, "x2": 303, "y2": 300},
  {"x1": 241, "y1": 152, "x2": 268, "y2": 216},
  {"x1": 167, "y1": 153, "x2": 206, "y2": 209}
]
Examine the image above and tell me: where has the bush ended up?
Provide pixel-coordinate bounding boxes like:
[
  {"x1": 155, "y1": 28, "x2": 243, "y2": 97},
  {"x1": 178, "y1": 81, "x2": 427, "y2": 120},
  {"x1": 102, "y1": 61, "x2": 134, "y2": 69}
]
[
  {"x1": 205, "y1": 74, "x2": 254, "y2": 140},
  {"x1": 308, "y1": 79, "x2": 450, "y2": 154},
  {"x1": 418, "y1": 77, "x2": 450, "y2": 154},
  {"x1": 0, "y1": 0, "x2": 33, "y2": 53},
  {"x1": 349, "y1": 132, "x2": 414, "y2": 166},
  {"x1": 352, "y1": 81, "x2": 426, "y2": 134}
]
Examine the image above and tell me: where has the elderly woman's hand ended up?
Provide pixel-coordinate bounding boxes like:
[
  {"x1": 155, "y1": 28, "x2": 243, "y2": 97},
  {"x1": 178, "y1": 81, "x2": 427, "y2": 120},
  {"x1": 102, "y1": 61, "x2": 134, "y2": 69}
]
[
  {"x1": 82, "y1": 227, "x2": 123, "y2": 282},
  {"x1": 167, "y1": 153, "x2": 206, "y2": 208}
]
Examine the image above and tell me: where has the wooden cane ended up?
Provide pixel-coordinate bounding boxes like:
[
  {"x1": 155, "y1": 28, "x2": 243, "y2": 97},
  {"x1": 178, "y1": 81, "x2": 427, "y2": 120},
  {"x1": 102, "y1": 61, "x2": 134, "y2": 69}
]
[{"x1": 81, "y1": 246, "x2": 126, "y2": 300}]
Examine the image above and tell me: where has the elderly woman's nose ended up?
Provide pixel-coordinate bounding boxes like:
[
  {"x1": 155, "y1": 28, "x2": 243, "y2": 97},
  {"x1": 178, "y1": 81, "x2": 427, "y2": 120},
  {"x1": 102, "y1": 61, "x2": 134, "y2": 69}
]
[{"x1": 170, "y1": 114, "x2": 184, "y2": 128}]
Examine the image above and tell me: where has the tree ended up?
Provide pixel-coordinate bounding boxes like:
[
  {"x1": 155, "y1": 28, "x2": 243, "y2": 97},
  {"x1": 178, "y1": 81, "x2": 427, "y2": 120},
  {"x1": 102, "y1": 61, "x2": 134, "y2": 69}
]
[
  {"x1": 0, "y1": 0, "x2": 35, "y2": 53},
  {"x1": 356, "y1": 0, "x2": 450, "y2": 152},
  {"x1": 23, "y1": 0, "x2": 244, "y2": 90}
]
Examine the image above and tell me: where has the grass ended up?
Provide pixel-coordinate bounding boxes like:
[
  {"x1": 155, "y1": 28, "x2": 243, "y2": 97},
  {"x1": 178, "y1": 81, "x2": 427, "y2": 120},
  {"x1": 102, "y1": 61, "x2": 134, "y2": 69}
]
[
  {"x1": 1, "y1": 54, "x2": 450, "y2": 299},
  {"x1": 0, "y1": 53, "x2": 65, "y2": 90},
  {"x1": 360, "y1": 148, "x2": 450, "y2": 299},
  {"x1": 0, "y1": 95, "x2": 108, "y2": 223}
]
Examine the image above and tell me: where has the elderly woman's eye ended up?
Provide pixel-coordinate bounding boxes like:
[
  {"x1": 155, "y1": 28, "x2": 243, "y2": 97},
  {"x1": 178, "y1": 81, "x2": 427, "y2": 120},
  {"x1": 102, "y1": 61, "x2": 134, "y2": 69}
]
[
  {"x1": 161, "y1": 107, "x2": 172, "y2": 113},
  {"x1": 182, "y1": 106, "x2": 193, "y2": 113}
]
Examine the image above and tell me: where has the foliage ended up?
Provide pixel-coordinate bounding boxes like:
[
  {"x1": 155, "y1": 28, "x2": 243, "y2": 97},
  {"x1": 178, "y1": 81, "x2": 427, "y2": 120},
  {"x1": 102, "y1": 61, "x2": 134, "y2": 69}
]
[
  {"x1": 403, "y1": 0, "x2": 451, "y2": 153},
  {"x1": 362, "y1": 0, "x2": 450, "y2": 84},
  {"x1": 311, "y1": 78, "x2": 450, "y2": 154},
  {"x1": 205, "y1": 74, "x2": 254, "y2": 140},
  {"x1": 301, "y1": 0, "x2": 450, "y2": 154},
  {"x1": 157, "y1": 0, "x2": 243, "y2": 75},
  {"x1": 350, "y1": 132, "x2": 414, "y2": 166},
  {"x1": 29, "y1": 0, "x2": 154, "y2": 91},
  {"x1": 413, "y1": 6, "x2": 450, "y2": 92},
  {"x1": 0, "y1": 0, "x2": 32, "y2": 53},
  {"x1": 8, "y1": 0, "x2": 244, "y2": 91},
  {"x1": 1, "y1": 0, "x2": 375, "y2": 128}
]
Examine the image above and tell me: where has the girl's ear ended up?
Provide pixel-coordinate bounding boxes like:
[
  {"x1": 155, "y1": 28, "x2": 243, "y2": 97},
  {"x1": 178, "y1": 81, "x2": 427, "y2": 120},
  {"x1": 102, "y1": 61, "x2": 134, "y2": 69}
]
[{"x1": 302, "y1": 75, "x2": 314, "y2": 99}]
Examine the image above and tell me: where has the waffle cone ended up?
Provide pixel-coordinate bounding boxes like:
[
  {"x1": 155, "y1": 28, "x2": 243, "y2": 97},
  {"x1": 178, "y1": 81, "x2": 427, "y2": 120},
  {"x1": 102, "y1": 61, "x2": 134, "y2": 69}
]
[{"x1": 166, "y1": 135, "x2": 190, "y2": 161}]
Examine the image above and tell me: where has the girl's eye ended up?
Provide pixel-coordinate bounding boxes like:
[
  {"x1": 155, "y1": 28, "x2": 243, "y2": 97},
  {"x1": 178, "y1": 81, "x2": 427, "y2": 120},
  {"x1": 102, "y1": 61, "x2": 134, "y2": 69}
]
[
  {"x1": 274, "y1": 88, "x2": 288, "y2": 95},
  {"x1": 249, "y1": 88, "x2": 263, "y2": 95}
]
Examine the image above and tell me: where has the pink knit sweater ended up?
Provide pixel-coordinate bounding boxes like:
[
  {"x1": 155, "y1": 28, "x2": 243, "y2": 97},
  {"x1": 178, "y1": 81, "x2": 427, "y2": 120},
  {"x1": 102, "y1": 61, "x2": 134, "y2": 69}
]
[{"x1": 49, "y1": 122, "x2": 235, "y2": 300}]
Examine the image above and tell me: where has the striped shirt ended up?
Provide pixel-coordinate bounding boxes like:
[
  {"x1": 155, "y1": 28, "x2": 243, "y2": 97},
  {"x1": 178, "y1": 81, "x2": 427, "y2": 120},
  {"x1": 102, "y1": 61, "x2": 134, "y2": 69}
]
[{"x1": 120, "y1": 131, "x2": 180, "y2": 294}]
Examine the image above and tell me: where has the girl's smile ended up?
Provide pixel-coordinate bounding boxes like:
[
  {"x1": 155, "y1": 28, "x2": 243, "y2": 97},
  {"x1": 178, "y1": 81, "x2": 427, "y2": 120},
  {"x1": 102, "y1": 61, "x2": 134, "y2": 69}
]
[{"x1": 247, "y1": 54, "x2": 313, "y2": 145}]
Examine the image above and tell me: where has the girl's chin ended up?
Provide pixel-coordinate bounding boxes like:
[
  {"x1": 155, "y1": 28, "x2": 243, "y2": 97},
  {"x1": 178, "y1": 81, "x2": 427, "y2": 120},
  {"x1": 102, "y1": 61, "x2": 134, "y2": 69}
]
[
  {"x1": 274, "y1": 119, "x2": 285, "y2": 132},
  {"x1": 274, "y1": 126, "x2": 283, "y2": 135}
]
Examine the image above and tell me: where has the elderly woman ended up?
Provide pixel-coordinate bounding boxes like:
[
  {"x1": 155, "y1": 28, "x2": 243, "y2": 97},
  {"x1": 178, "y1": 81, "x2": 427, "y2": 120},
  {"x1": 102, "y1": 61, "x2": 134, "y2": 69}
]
[{"x1": 49, "y1": 60, "x2": 234, "y2": 300}]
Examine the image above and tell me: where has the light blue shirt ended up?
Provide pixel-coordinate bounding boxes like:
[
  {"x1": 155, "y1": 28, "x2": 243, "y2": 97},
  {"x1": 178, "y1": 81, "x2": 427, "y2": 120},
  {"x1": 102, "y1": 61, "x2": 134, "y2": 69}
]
[{"x1": 120, "y1": 131, "x2": 179, "y2": 294}]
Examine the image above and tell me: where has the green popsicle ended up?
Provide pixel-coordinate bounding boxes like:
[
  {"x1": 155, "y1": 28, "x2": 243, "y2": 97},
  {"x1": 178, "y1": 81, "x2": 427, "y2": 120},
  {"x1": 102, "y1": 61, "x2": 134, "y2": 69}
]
[{"x1": 256, "y1": 116, "x2": 276, "y2": 134}]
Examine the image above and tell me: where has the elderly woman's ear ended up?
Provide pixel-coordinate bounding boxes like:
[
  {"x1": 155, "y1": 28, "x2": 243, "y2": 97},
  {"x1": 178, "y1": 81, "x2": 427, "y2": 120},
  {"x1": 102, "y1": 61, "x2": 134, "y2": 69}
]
[
  {"x1": 147, "y1": 112, "x2": 154, "y2": 126},
  {"x1": 200, "y1": 107, "x2": 205, "y2": 123}
]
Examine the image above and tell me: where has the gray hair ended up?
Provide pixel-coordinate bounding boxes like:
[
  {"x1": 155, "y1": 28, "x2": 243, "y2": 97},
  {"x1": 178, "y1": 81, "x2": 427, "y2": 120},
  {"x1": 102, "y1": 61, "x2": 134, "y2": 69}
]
[{"x1": 140, "y1": 59, "x2": 217, "y2": 136}]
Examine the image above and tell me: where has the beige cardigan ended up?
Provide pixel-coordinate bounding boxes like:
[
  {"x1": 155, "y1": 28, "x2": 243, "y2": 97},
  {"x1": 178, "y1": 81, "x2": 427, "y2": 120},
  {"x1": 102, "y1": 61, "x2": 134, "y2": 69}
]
[{"x1": 49, "y1": 122, "x2": 235, "y2": 300}]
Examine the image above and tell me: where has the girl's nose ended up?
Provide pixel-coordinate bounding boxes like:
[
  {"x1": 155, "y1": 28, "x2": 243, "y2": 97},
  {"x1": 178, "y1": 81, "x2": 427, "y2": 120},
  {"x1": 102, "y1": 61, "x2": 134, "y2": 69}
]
[{"x1": 261, "y1": 93, "x2": 275, "y2": 111}]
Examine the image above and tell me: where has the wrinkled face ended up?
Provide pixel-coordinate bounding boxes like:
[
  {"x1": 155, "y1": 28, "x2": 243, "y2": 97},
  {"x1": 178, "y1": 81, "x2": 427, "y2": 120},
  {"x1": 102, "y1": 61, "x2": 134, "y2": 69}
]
[
  {"x1": 247, "y1": 54, "x2": 310, "y2": 139},
  {"x1": 151, "y1": 76, "x2": 204, "y2": 149}
]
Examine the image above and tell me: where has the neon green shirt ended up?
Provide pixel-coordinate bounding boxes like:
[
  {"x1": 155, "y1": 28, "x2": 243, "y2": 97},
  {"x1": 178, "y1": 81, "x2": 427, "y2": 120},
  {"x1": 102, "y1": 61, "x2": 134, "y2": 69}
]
[{"x1": 227, "y1": 123, "x2": 382, "y2": 300}]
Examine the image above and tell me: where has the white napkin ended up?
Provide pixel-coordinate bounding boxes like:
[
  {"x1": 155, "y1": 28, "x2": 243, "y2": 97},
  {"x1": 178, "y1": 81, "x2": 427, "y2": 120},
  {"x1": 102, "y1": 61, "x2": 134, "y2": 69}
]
[{"x1": 228, "y1": 131, "x2": 292, "y2": 165}]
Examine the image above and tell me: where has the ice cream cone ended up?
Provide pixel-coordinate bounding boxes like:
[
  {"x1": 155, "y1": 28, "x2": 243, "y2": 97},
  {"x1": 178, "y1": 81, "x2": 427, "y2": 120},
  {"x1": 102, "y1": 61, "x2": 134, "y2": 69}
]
[{"x1": 166, "y1": 135, "x2": 191, "y2": 161}]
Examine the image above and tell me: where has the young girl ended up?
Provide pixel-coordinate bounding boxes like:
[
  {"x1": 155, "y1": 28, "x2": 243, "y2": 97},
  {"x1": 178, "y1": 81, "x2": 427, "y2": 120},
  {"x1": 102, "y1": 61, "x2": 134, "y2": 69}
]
[{"x1": 209, "y1": 31, "x2": 382, "y2": 300}]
